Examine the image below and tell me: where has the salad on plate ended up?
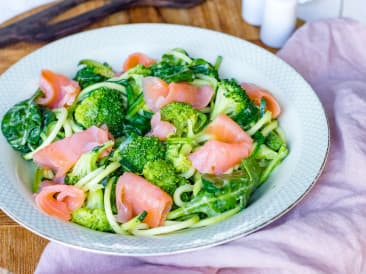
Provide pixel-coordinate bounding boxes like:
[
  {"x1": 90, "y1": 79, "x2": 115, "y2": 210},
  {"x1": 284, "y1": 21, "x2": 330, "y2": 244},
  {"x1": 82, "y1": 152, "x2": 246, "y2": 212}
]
[{"x1": 1, "y1": 49, "x2": 288, "y2": 236}]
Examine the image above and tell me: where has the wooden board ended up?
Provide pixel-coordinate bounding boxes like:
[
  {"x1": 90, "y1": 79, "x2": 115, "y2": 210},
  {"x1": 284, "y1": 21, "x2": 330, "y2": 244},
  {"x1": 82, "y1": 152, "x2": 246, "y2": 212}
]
[{"x1": 0, "y1": 0, "x2": 296, "y2": 273}]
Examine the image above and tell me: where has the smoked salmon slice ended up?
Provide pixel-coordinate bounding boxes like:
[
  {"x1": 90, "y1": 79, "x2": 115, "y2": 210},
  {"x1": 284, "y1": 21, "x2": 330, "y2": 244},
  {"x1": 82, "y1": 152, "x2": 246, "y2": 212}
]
[
  {"x1": 240, "y1": 82, "x2": 281, "y2": 118},
  {"x1": 189, "y1": 141, "x2": 252, "y2": 175},
  {"x1": 142, "y1": 77, "x2": 170, "y2": 112},
  {"x1": 147, "y1": 112, "x2": 176, "y2": 140},
  {"x1": 37, "y1": 69, "x2": 81, "y2": 109},
  {"x1": 35, "y1": 184, "x2": 85, "y2": 221},
  {"x1": 160, "y1": 83, "x2": 214, "y2": 110},
  {"x1": 33, "y1": 126, "x2": 110, "y2": 179},
  {"x1": 123, "y1": 52, "x2": 156, "y2": 71},
  {"x1": 142, "y1": 77, "x2": 214, "y2": 112},
  {"x1": 204, "y1": 114, "x2": 253, "y2": 144},
  {"x1": 116, "y1": 172, "x2": 173, "y2": 228}
]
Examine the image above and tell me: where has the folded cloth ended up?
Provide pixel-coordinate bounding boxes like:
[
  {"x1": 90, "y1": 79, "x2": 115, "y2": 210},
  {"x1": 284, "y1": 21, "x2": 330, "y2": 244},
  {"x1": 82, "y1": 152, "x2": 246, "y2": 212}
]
[{"x1": 35, "y1": 18, "x2": 366, "y2": 274}]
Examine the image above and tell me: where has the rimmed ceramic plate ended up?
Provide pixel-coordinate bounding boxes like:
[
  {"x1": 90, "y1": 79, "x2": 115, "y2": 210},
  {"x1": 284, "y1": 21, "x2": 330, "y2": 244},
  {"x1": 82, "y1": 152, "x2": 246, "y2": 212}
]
[{"x1": 0, "y1": 23, "x2": 329, "y2": 256}]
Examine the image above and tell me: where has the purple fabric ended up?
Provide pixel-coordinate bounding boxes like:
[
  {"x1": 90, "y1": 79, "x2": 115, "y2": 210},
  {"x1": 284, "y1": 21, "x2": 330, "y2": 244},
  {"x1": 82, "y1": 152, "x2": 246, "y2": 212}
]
[{"x1": 35, "y1": 18, "x2": 366, "y2": 274}]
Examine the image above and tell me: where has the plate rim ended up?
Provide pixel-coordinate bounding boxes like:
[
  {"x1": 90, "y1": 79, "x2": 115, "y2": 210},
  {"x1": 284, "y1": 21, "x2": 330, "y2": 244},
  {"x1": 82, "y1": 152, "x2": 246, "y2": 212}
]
[{"x1": 0, "y1": 23, "x2": 330, "y2": 256}]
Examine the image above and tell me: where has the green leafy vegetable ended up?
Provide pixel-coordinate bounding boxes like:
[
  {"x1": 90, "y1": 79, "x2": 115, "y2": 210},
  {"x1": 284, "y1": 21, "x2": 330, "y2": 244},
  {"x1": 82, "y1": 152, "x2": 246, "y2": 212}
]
[
  {"x1": 168, "y1": 167, "x2": 259, "y2": 219},
  {"x1": 1, "y1": 94, "x2": 43, "y2": 153},
  {"x1": 74, "y1": 59, "x2": 115, "y2": 89},
  {"x1": 265, "y1": 131, "x2": 284, "y2": 151}
]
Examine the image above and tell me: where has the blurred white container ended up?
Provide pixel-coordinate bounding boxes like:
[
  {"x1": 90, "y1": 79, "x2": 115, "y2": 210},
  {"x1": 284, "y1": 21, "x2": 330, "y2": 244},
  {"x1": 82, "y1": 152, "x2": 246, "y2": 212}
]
[
  {"x1": 298, "y1": 0, "x2": 342, "y2": 21},
  {"x1": 260, "y1": 0, "x2": 298, "y2": 48},
  {"x1": 241, "y1": 0, "x2": 266, "y2": 26}
]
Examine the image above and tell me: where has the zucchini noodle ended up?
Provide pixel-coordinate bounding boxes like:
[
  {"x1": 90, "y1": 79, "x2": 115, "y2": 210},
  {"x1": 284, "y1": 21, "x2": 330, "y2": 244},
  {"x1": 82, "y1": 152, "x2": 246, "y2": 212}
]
[
  {"x1": 261, "y1": 120, "x2": 278, "y2": 137},
  {"x1": 276, "y1": 126, "x2": 286, "y2": 142},
  {"x1": 83, "y1": 162, "x2": 121, "y2": 191},
  {"x1": 104, "y1": 178, "x2": 126, "y2": 234},
  {"x1": 74, "y1": 167, "x2": 104, "y2": 189},
  {"x1": 69, "y1": 118, "x2": 83, "y2": 133},
  {"x1": 192, "y1": 173, "x2": 202, "y2": 196},
  {"x1": 173, "y1": 184, "x2": 194, "y2": 207},
  {"x1": 247, "y1": 111, "x2": 272, "y2": 136},
  {"x1": 132, "y1": 215, "x2": 199, "y2": 236},
  {"x1": 63, "y1": 119, "x2": 73, "y2": 137}
]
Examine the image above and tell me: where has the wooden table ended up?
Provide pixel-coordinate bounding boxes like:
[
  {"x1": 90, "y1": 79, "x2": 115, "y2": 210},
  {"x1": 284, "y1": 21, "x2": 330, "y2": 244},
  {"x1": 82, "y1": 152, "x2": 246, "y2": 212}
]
[{"x1": 0, "y1": 1, "x2": 284, "y2": 273}]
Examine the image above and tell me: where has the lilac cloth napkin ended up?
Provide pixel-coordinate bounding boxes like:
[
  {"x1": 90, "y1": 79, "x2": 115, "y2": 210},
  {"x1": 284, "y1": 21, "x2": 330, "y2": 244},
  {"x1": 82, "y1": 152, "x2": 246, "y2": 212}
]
[{"x1": 35, "y1": 18, "x2": 366, "y2": 274}]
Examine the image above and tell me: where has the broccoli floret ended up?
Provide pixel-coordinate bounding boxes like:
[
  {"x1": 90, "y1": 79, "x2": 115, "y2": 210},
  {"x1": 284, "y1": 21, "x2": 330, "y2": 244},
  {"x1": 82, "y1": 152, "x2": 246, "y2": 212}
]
[
  {"x1": 74, "y1": 88, "x2": 126, "y2": 137},
  {"x1": 114, "y1": 135, "x2": 166, "y2": 173},
  {"x1": 166, "y1": 143, "x2": 195, "y2": 178},
  {"x1": 65, "y1": 141, "x2": 114, "y2": 185},
  {"x1": 211, "y1": 79, "x2": 259, "y2": 128},
  {"x1": 143, "y1": 159, "x2": 188, "y2": 195},
  {"x1": 71, "y1": 188, "x2": 112, "y2": 232},
  {"x1": 160, "y1": 102, "x2": 207, "y2": 137},
  {"x1": 72, "y1": 208, "x2": 112, "y2": 232}
]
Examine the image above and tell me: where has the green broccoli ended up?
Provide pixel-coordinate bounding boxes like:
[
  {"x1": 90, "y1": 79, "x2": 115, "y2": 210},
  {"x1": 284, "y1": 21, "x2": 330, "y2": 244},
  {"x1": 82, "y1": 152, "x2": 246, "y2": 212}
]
[
  {"x1": 113, "y1": 134, "x2": 166, "y2": 173},
  {"x1": 160, "y1": 102, "x2": 207, "y2": 137},
  {"x1": 211, "y1": 79, "x2": 259, "y2": 128},
  {"x1": 71, "y1": 189, "x2": 112, "y2": 232},
  {"x1": 74, "y1": 88, "x2": 126, "y2": 137},
  {"x1": 65, "y1": 141, "x2": 114, "y2": 185},
  {"x1": 142, "y1": 159, "x2": 188, "y2": 195},
  {"x1": 166, "y1": 143, "x2": 195, "y2": 178},
  {"x1": 72, "y1": 208, "x2": 112, "y2": 232}
]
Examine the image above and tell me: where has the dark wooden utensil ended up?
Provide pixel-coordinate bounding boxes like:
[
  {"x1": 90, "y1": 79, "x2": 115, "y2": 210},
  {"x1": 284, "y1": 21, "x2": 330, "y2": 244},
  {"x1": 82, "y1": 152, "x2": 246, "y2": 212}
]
[{"x1": 0, "y1": 0, "x2": 204, "y2": 47}]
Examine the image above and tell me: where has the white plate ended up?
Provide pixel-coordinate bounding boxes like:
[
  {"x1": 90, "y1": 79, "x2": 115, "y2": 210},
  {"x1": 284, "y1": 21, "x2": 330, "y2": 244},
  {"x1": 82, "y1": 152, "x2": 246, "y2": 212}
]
[{"x1": 0, "y1": 24, "x2": 329, "y2": 255}]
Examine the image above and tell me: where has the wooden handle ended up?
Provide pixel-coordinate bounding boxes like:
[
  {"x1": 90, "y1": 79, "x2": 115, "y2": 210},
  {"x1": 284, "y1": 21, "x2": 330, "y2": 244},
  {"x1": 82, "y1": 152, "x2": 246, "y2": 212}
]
[{"x1": 0, "y1": 0, "x2": 204, "y2": 47}]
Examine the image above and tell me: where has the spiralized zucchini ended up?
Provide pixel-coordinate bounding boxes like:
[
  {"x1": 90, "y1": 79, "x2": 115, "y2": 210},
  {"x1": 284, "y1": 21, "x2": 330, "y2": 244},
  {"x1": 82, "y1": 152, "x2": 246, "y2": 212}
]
[
  {"x1": 191, "y1": 207, "x2": 241, "y2": 228},
  {"x1": 132, "y1": 215, "x2": 199, "y2": 236},
  {"x1": 173, "y1": 184, "x2": 194, "y2": 207}
]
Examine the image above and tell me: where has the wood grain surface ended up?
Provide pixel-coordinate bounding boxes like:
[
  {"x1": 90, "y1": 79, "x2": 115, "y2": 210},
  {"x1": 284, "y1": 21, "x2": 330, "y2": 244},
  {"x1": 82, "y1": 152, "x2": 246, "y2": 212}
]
[{"x1": 0, "y1": 1, "x2": 296, "y2": 273}]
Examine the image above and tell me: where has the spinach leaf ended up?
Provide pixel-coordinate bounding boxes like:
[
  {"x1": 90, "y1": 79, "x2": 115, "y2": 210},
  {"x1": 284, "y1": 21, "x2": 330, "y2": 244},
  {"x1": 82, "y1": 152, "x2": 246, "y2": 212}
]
[
  {"x1": 1, "y1": 96, "x2": 43, "y2": 153},
  {"x1": 150, "y1": 62, "x2": 194, "y2": 83},
  {"x1": 123, "y1": 110, "x2": 153, "y2": 136},
  {"x1": 168, "y1": 167, "x2": 259, "y2": 219}
]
